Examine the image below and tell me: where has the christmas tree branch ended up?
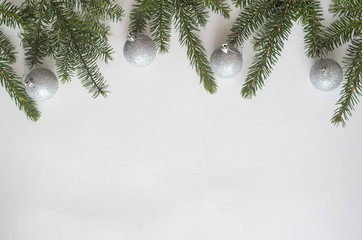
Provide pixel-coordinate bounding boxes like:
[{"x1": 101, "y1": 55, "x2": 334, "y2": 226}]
[
  {"x1": 0, "y1": 62, "x2": 40, "y2": 121},
  {"x1": 129, "y1": 0, "x2": 153, "y2": 34},
  {"x1": 130, "y1": 0, "x2": 225, "y2": 93},
  {"x1": 0, "y1": 0, "x2": 22, "y2": 28},
  {"x1": 241, "y1": 0, "x2": 293, "y2": 98},
  {"x1": 150, "y1": 0, "x2": 173, "y2": 53},
  {"x1": 297, "y1": 0, "x2": 325, "y2": 58},
  {"x1": 76, "y1": 0, "x2": 124, "y2": 22},
  {"x1": 232, "y1": 0, "x2": 254, "y2": 9},
  {"x1": 0, "y1": 0, "x2": 40, "y2": 121},
  {"x1": 56, "y1": 12, "x2": 110, "y2": 97},
  {"x1": 0, "y1": 31, "x2": 40, "y2": 121},
  {"x1": 188, "y1": 0, "x2": 208, "y2": 27},
  {"x1": 330, "y1": 0, "x2": 362, "y2": 18},
  {"x1": 0, "y1": 31, "x2": 16, "y2": 64},
  {"x1": 331, "y1": 38, "x2": 362, "y2": 127},
  {"x1": 72, "y1": 39, "x2": 109, "y2": 97},
  {"x1": 56, "y1": 40, "x2": 75, "y2": 83},
  {"x1": 174, "y1": 0, "x2": 217, "y2": 94},
  {"x1": 20, "y1": 0, "x2": 122, "y2": 98},
  {"x1": 21, "y1": 0, "x2": 50, "y2": 68},
  {"x1": 200, "y1": 0, "x2": 231, "y2": 19},
  {"x1": 228, "y1": 0, "x2": 275, "y2": 46},
  {"x1": 320, "y1": 17, "x2": 362, "y2": 56}
]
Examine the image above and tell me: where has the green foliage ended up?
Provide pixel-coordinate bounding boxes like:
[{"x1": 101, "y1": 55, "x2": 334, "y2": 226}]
[
  {"x1": 329, "y1": 0, "x2": 362, "y2": 18},
  {"x1": 323, "y1": 0, "x2": 362, "y2": 126},
  {"x1": 320, "y1": 17, "x2": 362, "y2": 57},
  {"x1": 200, "y1": 0, "x2": 230, "y2": 19},
  {"x1": 174, "y1": 0, "x2": 217, "y2": 93},
  {"x1": 232, "y1": 0, "x2": 254, "y2": 9},
  {"x1": 241, "y1": 0, "x2": 294, "y2": 98},
  {"x1": 129, "y1": 0, "x2": 153, "y2": 34},
  {"x1": 129, "y1": 0, "x2": 231, "y2": 94},
  {"x1": 0, "y1": 0, "x2": 361, "y2": 126},
  {"x1": 331, "y1": 38, "x2": 362, "y2": 127},
  {"x1": 150, "y1": 0, "x2": 173, "y2": 53},
  {"x1": 0, "y1": 0, "x2": 40, "y2": 121},
  {"x1": 297, "y1": 0, "x2": 325, "y2": 58},
  {"x1": 20, "y1": 0, "x2": 124, "y2": 98},
  {"x1": 0, "y1": 0, "x2": 22, "y2": 27},
  {"x1": 228, "y1": 0, "x2": 276, "y2": 49},
  {"x1": 229, "y1": 0, "x2": 325, "y2": 98}
]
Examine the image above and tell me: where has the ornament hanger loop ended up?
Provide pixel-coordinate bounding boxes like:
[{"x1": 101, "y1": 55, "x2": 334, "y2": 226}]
[
  {"x1": 221, "y1": 43, "x2": 229, "y2": 53},
  {"x1": 221, "y1": 43, "x2": 239, "y2": 54},
  {"x1": 322, "y1": 66, "x2": 329, "y2": 75},
  {"x1": 21, "y1": 75, "x2": 33, "y2": 87},
  {"x1": 128, "y1": 32, "x2": 136, "y2": 42}
]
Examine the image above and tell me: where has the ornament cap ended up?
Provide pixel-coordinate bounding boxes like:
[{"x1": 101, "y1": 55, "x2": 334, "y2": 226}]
[
  {"x1": 21, "y1": 75, "x2": 34, "y2": 87},
  {"x1": 221, "y1": 43, "x2": 229, "y2": 53},
  {"x1": 321, "y1": 66, "x2": 329, "y2": 75},
  {"x1": 128, "y1": 32, "x2": 136, "y2": 42}
]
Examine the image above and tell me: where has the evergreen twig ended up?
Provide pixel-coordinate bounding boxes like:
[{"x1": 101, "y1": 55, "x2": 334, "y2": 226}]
[
  {"x1": 229, "y1": 0, "x2": 325, "y2": 98},
  {"x1": 297, "y1": 0, "x2": 325, "y2": 58},
  {"x1": 0, "y1": 0, "x2": 40, "y2": 121},
  {"x1": 0, "y1": 32, "x2": 40, "y2": 121},
  {"x1": 331, "y1": 38, "x2": 362, "y2": 127},
  {"x1": 232, "y1": 0, "x2": 253, "y2": 9},
  {"x1": 21, "y1": 0, "x2": 123, "y2": 98},
  {"x1": 129, "y1": 0, "x2": 229, "y2": 93},
  {"x1": 174, "y1": 0, "x2": 217, "y2": 93},
  {"x1": 129, "y1": 0, "x2": 153, "y2": 34},
  {"x1": 241, "y1": 0, "x2": 294, "y2": 98},
  {"x1": 322, "y1": 0, "x2": 362, "y2": 126},
  {"x1": 150, "y1": 0, "x2": 173, "y2": 53},
  {"x1": 228, "y1": 0, "x2": 276, "y2": 46}
]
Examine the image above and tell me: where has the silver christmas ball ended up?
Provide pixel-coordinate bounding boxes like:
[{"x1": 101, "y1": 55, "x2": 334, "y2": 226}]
[
  {"x1": 210, "y1": 43, "x2": 243, "y2": 78},
  {"x1": 310, "y1": 58, "x2": 343, "y2": 91},
  {"x1": 23, "y1": 68, "x2": 58, "y2": 101},
  {"x1": 123, "y1": 33, "x2": 157, "y2": 67}
]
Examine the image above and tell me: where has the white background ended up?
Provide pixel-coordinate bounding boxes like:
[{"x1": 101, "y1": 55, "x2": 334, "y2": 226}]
[{"x1": 1, "y1": 1, "x2": 362, "y2": 240}]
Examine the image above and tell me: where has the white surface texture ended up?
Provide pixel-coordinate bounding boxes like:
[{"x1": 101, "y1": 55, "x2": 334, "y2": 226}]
[{"x1": 1, "y1": 1, "x2": 362, "y2": 240}]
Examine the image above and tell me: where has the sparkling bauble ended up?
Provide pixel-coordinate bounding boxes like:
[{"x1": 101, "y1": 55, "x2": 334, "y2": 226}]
[
  {"x1": 310, "y1": 58, "x2": 343, "y2": 91},
  {"x1": 123, "y1": 33, "x2": 157, "y2": 67},
  {"x1": 210, "y1": 43, "x2": 243, "y2": 78},
  {"x1": 23, "y1": 68, "x2": 58, "y2": 101}
]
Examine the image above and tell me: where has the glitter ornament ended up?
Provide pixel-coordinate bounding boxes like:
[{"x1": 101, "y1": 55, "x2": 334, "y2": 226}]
[
  {"x1": 310, "y1": 58, "x2": 343, "y2": 91},
  {"x1": 123, "y1": 33, "x2": 157, "y2": 67},
  {"x1": 210, "y1": 43, "x2": 243, "y2": 78},
  {"x1": 23, "y1": 68, "x2": 58, "y2": 101}
]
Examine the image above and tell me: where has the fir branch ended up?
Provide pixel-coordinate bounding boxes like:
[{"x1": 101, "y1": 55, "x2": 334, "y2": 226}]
[
  {"x1": 72, "y1": 40, "x2": 109, "y2": 97},
  {"x1": 21, "y1": 0, "x2": 51, "y2": 68},
  {"x1": 56, "y1": 40, "x2": 75, "y2": 83},
  {"x1": 50, "y1": 1, "x2": 109, "y2": 97},
  {"x1": 320, "y1": 17, "x2": 362, "y2": 55},
  {"x1": 0, "y1": 0, "x2": 22, "y2": 28},
  {"x1": 0, "y1": 31, "x2": 40, "y2": 121},
  {"x1": 76, "y1": 0, "x2": 124, "y2": 22},
  {"x1": 0, "y1": 62, "x2": 40, "y2": 121},
  {"x1": 228, "y1": 0, "x2": 276, "y2": 46},
  {"x1": 129, "y1": 0, "x2": 154, "y2": 34},
  {"x1": 0, "y1": 31, "x2": 16, "y2": 63},
  {"x1": 332, "y1": 38, "x2": 362, "y2": 127},
  {"x1": 174, "y1": 0, "x2": 217, "y2": 93},
  {"x1": 200, "y1": 0, "x2": 231, "y2": 19},
  {"x1": 150, "y1": 0, "x2": 173, "y2": 53},
  {"x1": 241, "y1": 0, "x2": 294, "y2": 98},
  {"x1": 330, "y1": 0, "x2": 362, "y2": 18},
  {"x1": 188, "y1": 0, "x2": 208, "y2": 27},
  {"x1": 297, "y1": 0, "x2": 325, "y2": 58},
  {"x1": 232, "y1": 0, "x2": 254, "y2": 8}
]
